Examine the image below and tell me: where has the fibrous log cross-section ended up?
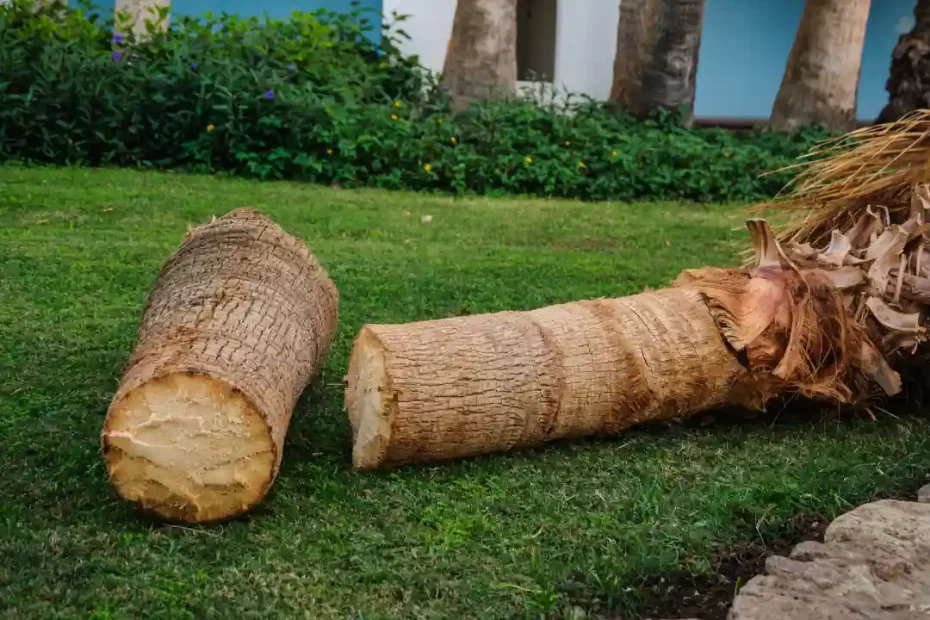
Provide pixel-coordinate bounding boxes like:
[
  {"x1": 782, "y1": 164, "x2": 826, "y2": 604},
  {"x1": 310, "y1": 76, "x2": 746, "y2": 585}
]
[{"x1": 102, "y1": 208, "x2": 338, "y2": 523}]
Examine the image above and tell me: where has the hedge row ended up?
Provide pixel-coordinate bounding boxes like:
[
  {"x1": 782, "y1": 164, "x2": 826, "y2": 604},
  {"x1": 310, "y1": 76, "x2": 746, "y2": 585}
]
[{"x1": 0, "y1": 0, "x2": 832, "y2": 202}]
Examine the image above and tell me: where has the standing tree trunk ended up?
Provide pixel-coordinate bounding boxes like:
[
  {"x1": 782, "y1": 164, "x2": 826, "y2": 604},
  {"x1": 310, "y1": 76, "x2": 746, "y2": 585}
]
[
  {"x1": 878, "y1": 0, "x2": 930, "y2": 123},
  {"x1": 771, "y1": 0, "x2": 871, "y2": 131},
  {"x1": 609, "y1": 0, "x2": 707, "y2": 124},
  {"x1": 102, "y1": 209, "x2": 339, "y2": 523},
  {"x1": 442, "y1": 0, "x2": 518, "y2": 112}
]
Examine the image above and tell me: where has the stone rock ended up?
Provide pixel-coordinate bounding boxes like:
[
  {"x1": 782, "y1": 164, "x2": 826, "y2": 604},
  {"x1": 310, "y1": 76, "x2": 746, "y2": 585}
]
[
  {"x1": 727, "y1": 499, "x2": 930, "y2": 619},
  {"x1": 917, "y1": 483, "x2": 930, "y2": 504}
]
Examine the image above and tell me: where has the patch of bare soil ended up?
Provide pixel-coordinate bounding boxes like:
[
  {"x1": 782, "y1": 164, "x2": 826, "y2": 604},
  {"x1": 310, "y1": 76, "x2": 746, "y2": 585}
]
[{"x1": 633, "y1": 514, "x2": 827, "y2": 620}]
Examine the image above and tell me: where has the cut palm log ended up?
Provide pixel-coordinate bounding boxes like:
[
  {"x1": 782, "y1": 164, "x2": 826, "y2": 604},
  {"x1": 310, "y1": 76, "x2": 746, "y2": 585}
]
[
  {"x1": 347, "y1": 111, "x2": 930, "y2": 469},
  {"x1": 345, "y1": 217, "x2": 904, "y2": 470},
  {"x1": 347, "y1": 287, "x2": 761, "y2": 470},
  {"x1": 102, "y1": 208, "x2": 338, "y2": 523}
]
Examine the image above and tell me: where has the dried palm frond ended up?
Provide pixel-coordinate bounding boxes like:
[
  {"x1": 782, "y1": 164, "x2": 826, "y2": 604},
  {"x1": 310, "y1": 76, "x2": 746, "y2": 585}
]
[
  {"x1": 753, "y1": 109, "x2": 930, "y2": 248},
  {"x1": 725, "y1": 114, "x2": 930, "y2": 406}
]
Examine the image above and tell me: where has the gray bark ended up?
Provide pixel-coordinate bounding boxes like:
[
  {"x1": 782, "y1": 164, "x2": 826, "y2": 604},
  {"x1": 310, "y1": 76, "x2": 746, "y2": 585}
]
[{"x1": 609, "y1": 0, "x2": 706, "y2": 125}]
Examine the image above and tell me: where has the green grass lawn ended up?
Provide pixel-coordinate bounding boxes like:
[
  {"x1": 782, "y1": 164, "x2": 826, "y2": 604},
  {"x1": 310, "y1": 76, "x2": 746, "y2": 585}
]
[{"x1": 3, "y1": 165, "x2": 930, "y2": 619}]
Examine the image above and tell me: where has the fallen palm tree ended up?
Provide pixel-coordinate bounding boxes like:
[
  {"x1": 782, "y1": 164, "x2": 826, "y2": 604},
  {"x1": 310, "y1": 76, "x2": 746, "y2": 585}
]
[
  {"x1": 345, "y1": 111, "x2": 930, "y2": 470},
  {"x1": 103, "y1": 208, "x2": 338, "y2": 523}
]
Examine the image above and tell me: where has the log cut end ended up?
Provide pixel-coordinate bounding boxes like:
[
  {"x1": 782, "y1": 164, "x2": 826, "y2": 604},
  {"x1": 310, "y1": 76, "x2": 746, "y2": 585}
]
[
  {"x1": 345, "y1": 327, "x2": 394, "y2": 471},
  {"x1": 102, "y1": 373, "x2": 275, "y2": 523}
]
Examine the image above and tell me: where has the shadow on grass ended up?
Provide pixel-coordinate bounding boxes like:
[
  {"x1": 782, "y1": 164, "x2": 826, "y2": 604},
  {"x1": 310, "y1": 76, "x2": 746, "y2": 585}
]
[{"x1": 325, "y1": 391, "x2": 930, "y2": 474}]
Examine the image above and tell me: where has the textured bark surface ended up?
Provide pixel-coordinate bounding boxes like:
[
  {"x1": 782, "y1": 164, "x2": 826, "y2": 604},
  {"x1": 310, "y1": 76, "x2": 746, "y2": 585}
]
[
  {"x1": 345, "y1": 287, "x2": 764, "y2": 470},
  {"x1": 442, "y1": 0, "x2": 518, "y2": 112},
  {"x1": 728, "y1": 500, "x2": 930, "y2": 619},
  {"x1": 609, "y1": 0, "x2": 706, "y2": 123},
  {"x1": 102, "y1": 208, "x2": 338, "y2": 523},
  {"x1": 771, "y1": 0, "x2": 871, "y2": 131},
  {"x1": 878, "y1": 0, "x2": 930, "y2": 123}
]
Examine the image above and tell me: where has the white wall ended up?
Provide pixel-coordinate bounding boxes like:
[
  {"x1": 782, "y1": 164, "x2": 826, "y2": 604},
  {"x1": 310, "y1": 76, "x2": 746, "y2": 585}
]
[
  {"x1": 382, "y1": 0, "x2": 620, "y2": 100},
  {"x1": 552, "y1": 0, "x2": 618, "y2": 100},
  {"x1": 382, "y1": 0, "x2": 456, "y2": 74}
]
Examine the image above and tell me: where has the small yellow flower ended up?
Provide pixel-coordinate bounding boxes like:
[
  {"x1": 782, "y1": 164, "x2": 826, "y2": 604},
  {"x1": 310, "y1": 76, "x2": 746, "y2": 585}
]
[
  {"x1": 391, "y1": 114, "x2": 398, "y2": 121},
  {"x1": 572, "y1": 151, "x2": 577, "y2": 156},
  {"x1": 450, "y1": 136, "x2": 457, "y2": 145},
  {"x1": 326, "y1": 148, "x2": 333, "y2": 155},
  {"x1": 206, "y1": 124, "x2": 215, "y2": 132},
  {"x1": 424, "y1": 164, "x2": 432, "y2": 172},
  {"x1": 438, "y1": 117, "x2": 444, "y2": 124},
  {"x1": 393, "y1": 100, "x2": 402, "y2": 108},
  {"x1": 611, "y1": 150, "x2": 618, "y2": 157},
  {"x1": 577, "y1": 161, "x2": 586, "y2": 169},
  {"x1": 724, "y1": 151, "x2": 733, "y2": 158},
  {"x1": 564, "y1": 141, "x2": 570, "y2": 146},
  {"x1": 525, "y1": 156, "x2": 533, "y2": 164}
]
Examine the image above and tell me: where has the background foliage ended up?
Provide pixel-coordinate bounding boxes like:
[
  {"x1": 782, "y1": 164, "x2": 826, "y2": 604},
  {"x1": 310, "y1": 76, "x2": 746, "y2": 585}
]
[{"x1": 0, "y1": 0, "x2": 833, "y2": 202}]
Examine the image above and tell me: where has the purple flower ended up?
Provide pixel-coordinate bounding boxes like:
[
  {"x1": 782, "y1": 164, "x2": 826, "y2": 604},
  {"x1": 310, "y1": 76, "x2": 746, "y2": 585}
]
[
  {"x1": 191, "y1": 62, "x2": 198, "y2": 71},
  {"x1": 264, "y1": 90, "x2": 274, "y2": 100},
  {"x1": 287, "y1": 64, "x2": 296, "y2": 72},
  {"x1": 113, "y1": 32, "x2": 123, "y2": 43},
  {"x1": 112, "y1": 51, "x2": 122, "y2": 62}
]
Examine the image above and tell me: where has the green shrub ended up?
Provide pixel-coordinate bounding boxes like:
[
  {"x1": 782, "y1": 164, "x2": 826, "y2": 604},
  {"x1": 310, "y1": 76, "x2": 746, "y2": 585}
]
[{"x1": 0, "y1": 0, "x2": 832, "y2": 203}]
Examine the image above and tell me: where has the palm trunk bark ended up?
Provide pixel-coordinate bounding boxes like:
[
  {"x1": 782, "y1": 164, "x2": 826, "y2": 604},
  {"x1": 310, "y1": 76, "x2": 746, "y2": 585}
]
[
  {"x1": 878, "y1": 0, "x2": 930, "y2": 123},
  {"x1": 770, "y1": 0, "x2": 871, "y2": 131},
  {"x1": 103, "y1": 209, "x2": 339, "y2": 523},
  {"x1": 442, "y1": 0, "x2": 518, "y2": 112},
  {"x1": 609, "y1": 0, "x2": 706, "y2": 125},
  {"x1": 346, "y1": 287, "x2": 761, "y2": 470}
]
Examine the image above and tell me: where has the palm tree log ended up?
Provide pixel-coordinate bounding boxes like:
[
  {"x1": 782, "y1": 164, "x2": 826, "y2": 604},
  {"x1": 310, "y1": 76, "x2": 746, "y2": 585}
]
[
  {"x1": 102, "y1": 209, "x2": 339, "y2": 523},
  {"x1": 345, "y1": 217, "x2": 910, "y2": 470},
  {"x1": 347, "y1": 286, "x2": 759, "y2": 470}
]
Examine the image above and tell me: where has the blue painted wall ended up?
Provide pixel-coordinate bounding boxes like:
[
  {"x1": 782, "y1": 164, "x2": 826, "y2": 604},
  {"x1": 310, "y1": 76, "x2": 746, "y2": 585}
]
[{"x1": 694, "y1": 0, "x2": 916, "y2": 120}]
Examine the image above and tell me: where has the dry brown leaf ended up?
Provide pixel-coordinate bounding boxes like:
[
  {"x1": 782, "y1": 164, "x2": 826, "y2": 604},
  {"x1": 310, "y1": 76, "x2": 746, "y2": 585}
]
[
  {"x1": 847, "y1": 207, "x2": 883, "y2": 250},
  {"x1": 747, "y1": 219, "x2": 798, "y2": 276},
  {"x1": 817, "y1": 266, "x2": 865, "y2": 290},
  {"x1": 864, "y1": 226, "x2": 906, "y2": 261},
  {"x1": 865, "y1": 296, "x2": 923, "y2": 333},
  {"x1": 867, "y1": 229, "x2": 908, "y2": 295},
  {"x1": 817, "y1": 230, "x2": 852, "y2": 266}
]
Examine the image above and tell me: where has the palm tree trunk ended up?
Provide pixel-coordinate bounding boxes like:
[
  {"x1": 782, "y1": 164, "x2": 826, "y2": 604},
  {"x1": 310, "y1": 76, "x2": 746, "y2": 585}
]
[
  {"x1": 770, "y1": 0, "x2": 871, "y2": 131},
  {"x1": 609, "y1": 0, "x2": 706, "y2": 125},
  {"x1": 878, "y1": 0, "x2": 930, "y2": 123},
  {"x1": 442, "y1": 0, "x2": 518, "y2": 112}
]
